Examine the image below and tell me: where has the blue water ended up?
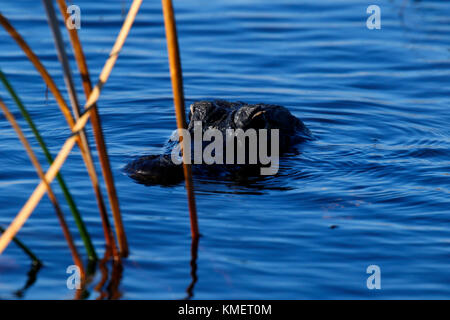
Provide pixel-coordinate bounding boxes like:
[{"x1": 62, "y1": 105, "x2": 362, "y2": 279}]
[{"x1": 0, "y1": 0, "x2": 449, "y2": 299}]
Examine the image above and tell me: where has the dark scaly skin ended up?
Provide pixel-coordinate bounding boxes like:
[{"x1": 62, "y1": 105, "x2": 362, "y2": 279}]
[{"x1": 124, "y1": 100, "x2": 311, "y2": 185}]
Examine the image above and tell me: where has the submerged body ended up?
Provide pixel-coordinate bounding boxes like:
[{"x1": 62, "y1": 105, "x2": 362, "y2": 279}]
[{"x1": 125, "y1": 100, "x2": 311, "y2": 185}]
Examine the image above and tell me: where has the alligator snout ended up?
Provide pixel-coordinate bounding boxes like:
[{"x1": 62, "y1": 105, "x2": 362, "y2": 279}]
[{"x1": 125, "y1": 100, "x2": 311, "y2": 185}]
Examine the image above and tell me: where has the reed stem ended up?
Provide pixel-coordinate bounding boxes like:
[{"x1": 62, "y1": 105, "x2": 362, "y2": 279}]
[
  {"x1": 0, "y1": 98, "x2": 85, "y2": 277},
  {"x1": 0, "y1": 226, "x2": 42, "y2": 266},
  {"x1": 0, "y1": 0, "x2": 143, "y2": 256},
  {"x1": 42, "y1": 0, "x2": 119, "y2": 260},
  {"x1": 0, "y1": 12, "x2": 119, "y2": 260},
  {"x1": 56, "y1": 0, "x2": 128, "y2": 257},
  {"x1": 162, "y1": 0, "x2": 199, "y2": 239},
  {"x1": 0, "y1": 68, "x2": 97, "y2": 261}
]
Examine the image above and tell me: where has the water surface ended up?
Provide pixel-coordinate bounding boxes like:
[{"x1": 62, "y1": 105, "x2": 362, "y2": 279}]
[{"x1": 0, "y1": 0, "x2": 449, "y2": 299}]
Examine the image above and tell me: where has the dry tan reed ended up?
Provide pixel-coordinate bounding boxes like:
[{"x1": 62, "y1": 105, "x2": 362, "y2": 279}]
[
  {"x1": 0, "y1": 12, "x2": 119, "y2": 259},
  {"x1": 0, "y1": 0, "x2": 143, "y2": 255},
  {"x1": 56, "y1": 0, "x2": 128, "y2": 257},
  {"x1": 43, "y1": 0, "x2": 121, "y2": 260},
  {"x1": 162, "y1": 0, "x2": 199, "y2": 239},
  {"x1": 0, "y1": 98, "x2": 85, "y2": 277}
]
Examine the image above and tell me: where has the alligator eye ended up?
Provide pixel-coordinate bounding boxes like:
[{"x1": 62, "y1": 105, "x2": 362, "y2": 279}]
[
  {"x1": 251, "y1": 110, "x2": 265, "y2": 119},
  {"x1": 249, "y1": 110, "x2": 266, "y2": 129}
]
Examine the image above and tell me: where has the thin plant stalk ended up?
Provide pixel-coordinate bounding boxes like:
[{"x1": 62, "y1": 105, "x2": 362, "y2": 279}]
[
  {"x1": 43, "y1": 0, "x2": 120, "y2": 260},
  {"x1": 0, "y1": 68, "x2": 97, "y2": 261},
  {"x1": 0, "y1": 226, "x2": 42, "y2": 266},
  {"x1": 0, "y1": 98, "x2": 85, "y2": 278},
  {"x1": 56, "y1": 0, "x2": 128, "y2": 257},
  {"x1": 0, "y1": 0, "x2": 143, "y2": 255},
  {"x1": 0, "y1": 14, "x2": 72, "y2": 127},
  {"x1": 162, "y1": 0, "x2": 199, "y2": 239},
  {"x1": 42, "y1": 0, "x2": 82, "y2": 120},
  {"x1": 0, "y1": 13, "x2": 119, "y2": 260}
]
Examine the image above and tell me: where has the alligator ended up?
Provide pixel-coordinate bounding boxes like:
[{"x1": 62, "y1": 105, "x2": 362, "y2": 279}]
[{"x1": 124, "y1": 100, "x2": 312, "y2": 185}]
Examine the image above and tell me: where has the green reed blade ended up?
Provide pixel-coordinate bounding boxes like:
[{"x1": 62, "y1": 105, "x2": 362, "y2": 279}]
[
  {"x1": 0, "y1": 225, "x2": 42, "y2": 266},
  {"x1": 0, "y1": 68, "x2": 97, "y2": 261}
]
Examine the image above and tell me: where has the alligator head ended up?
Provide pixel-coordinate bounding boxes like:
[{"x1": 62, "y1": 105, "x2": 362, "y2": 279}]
[{"x1": 124, "y1": 100, "x2": 311, "y2": 185}]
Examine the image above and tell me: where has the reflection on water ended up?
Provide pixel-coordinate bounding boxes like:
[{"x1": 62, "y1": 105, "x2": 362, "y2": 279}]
[
  {"x1": 93, "y1": 252, "x2": 123, "y2": 300},
  {"x1": 0, "y1": 0, "x2": 449, "y2": 299},
  {"x1": 13, "y1": 262, "x2": 41, "y2": 299},
  {"x1": 184, "y1": 237, "x2": 199, "y2": 300}
]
